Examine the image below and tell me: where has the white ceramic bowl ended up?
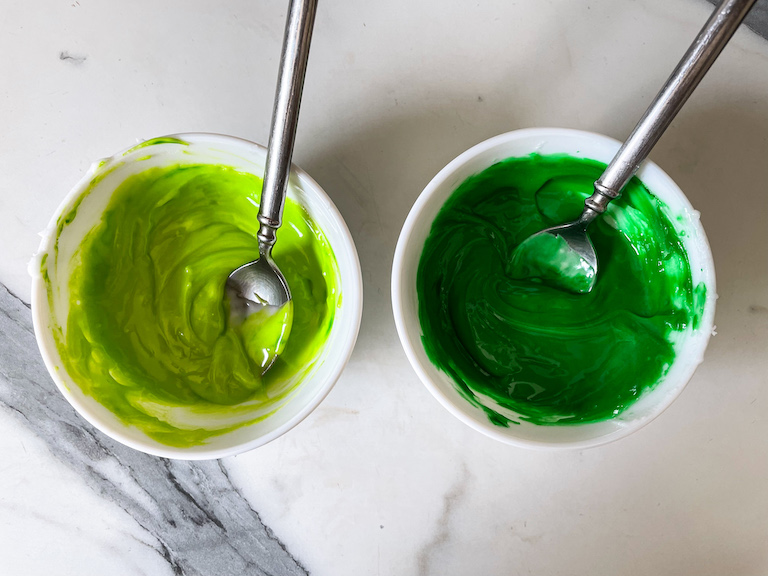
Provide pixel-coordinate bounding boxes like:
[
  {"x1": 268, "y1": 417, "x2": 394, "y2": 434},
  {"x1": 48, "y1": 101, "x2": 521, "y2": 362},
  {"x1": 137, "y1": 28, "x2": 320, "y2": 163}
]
[
  {"x1": 31, "y1": 133, "x2": 363, "y2": 459},
  {"x1": 392, "y1": 128, "x2": 716, "y2": 449}
]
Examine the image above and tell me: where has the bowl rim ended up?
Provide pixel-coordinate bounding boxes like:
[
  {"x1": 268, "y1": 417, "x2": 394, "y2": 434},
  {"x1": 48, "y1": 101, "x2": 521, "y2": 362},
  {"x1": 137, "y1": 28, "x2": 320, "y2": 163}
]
[
  {"x1": 391, "y1": 126, "x2": 717, "y2": 450},
  {"x1": 30, "y1": 132, "x2": 364, "y2": 460}
]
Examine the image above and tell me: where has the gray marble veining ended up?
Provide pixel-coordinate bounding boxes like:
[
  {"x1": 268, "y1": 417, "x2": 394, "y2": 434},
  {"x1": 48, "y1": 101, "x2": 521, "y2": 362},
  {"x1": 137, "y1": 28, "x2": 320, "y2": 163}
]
[
  {"x1": 706, "y1": 0, "x2": 768, "y2": 39},
  {"x1": 0, "y1": 285, "x2": 308, "y2": 576}
]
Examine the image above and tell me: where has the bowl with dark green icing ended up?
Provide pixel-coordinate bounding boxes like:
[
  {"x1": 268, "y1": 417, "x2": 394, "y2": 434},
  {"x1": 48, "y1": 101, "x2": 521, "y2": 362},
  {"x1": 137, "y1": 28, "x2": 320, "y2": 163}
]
[
  {"x1": 392, "y1": 127, "x2": 716, "y2": 449},
  {"x1": 31, "y1": 134, "x2": 363, "y2": 459}
]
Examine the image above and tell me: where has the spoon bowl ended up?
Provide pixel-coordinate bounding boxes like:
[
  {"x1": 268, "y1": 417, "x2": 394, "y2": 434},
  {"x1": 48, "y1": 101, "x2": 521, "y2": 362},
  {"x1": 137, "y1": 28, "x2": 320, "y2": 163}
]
[
  {"x1": 509, "y1": 216, "x2": 597, "y2": 294},
  {"x1": 227, "y1": 255, "x2": 291, "y2": 312},
  {"x1": 226, "y1": 255, "x2": 293, "y2": 374}
]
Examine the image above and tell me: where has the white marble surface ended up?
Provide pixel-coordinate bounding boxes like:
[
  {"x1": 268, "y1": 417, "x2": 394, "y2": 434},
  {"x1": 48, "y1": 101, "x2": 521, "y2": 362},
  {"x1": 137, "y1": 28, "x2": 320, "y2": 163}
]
[{"x1": 1, "y1": 1, "x2": 768, "y2": 574}]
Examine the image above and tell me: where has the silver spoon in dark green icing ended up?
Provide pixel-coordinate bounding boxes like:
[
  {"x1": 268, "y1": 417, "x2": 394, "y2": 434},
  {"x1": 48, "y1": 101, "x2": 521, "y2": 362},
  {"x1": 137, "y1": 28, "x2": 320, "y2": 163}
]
[
  {"x1": 226, "y1": 0, "x2": 317, "y2": 361},
  {"x1": 511, "y1": 0, "x2": 756, "y2": 294}
]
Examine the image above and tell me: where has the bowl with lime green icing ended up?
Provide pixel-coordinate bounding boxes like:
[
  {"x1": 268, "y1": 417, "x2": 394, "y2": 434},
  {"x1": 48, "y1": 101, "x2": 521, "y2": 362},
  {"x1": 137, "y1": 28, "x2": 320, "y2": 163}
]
[
  {"x1": 31, "y1": 133, "x2": 362, "y2": 459},
  {"x1": 392, "y1": 128, "x2": 716, "y2": 449}
]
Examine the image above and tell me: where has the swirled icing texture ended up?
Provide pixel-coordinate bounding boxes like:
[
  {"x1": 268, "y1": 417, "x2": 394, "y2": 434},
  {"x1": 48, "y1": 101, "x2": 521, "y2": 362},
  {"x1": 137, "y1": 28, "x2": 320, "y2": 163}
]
[
  {"x1": 417, "y1": 154, "x2": 705, "y2": 426},
  {"x1": 48, "y1": 164, "x2": 338, "y2": 446}
]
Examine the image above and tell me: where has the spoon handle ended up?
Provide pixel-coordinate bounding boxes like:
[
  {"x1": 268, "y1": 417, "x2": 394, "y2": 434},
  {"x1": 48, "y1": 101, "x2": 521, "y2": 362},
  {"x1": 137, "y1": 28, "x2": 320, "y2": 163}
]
[
  {"x1": 584, "y1": 0, "x2": 756, "y2": 217},
  {"x1": 257, "y1": 0, "x2": 318, "y2": 253}
]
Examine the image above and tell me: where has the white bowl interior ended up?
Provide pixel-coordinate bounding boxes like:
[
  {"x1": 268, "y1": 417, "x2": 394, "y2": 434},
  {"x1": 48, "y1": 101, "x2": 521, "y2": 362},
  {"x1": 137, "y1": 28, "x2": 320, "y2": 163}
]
[
  {"x1": 31, "y1": 133, "x2": 363, "y2": 459},
  {"x1": 392, "y1": 128, "x2": 716, "y2": 449}
]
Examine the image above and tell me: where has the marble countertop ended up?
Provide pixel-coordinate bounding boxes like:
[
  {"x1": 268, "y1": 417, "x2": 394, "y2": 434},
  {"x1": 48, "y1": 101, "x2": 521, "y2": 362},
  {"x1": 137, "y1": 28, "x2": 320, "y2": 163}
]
[{"x1": 2, "y1": 1, "x2": 767, "y2": 574}]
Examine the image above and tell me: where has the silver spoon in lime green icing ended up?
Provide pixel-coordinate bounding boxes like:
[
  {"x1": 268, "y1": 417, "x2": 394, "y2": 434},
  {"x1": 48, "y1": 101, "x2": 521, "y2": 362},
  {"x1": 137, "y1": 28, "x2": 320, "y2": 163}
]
[
  {"x1": 511, "y1": 0, "x2": 756, "y2": 294},
  {"x1": 226, "y1": 0, "x2": 317, "y2": 372}
]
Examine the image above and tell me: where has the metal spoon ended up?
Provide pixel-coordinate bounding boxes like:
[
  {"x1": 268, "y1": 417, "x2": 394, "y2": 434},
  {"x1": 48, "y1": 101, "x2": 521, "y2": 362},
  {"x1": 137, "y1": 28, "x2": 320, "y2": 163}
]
[
  {"x1": 226, "y1": 0, "x2": 317, "y2": 358},
  {"x1": 513, "y1": 0, "x2": 756, "y2": 294}
]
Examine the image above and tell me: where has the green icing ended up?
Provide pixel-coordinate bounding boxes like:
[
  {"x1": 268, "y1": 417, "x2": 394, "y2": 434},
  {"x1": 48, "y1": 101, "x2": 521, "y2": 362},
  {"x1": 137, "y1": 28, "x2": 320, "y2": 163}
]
[
  {"x1": 47, "y1": 163, "x2": 339, "y2": 446},
  {"x1": 692, "y1": 283, "x2": 707, "y2": 330},
  {"x1": 417, "y1": 154, "x2": 705, "y2": 426}
]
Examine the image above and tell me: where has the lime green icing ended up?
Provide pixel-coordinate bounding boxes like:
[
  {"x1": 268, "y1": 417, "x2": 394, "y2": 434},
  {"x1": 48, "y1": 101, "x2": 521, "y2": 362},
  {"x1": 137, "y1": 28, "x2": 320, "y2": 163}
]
[
  {"x1": 127, "y1": 136, "x2": 189, "y2": 153},
  {"x1": 417, "y1": 154, "x2": 705, "y2": 426},
  {"x1": 46, "y1": 163, "x2": 339, "y2": 446}
]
